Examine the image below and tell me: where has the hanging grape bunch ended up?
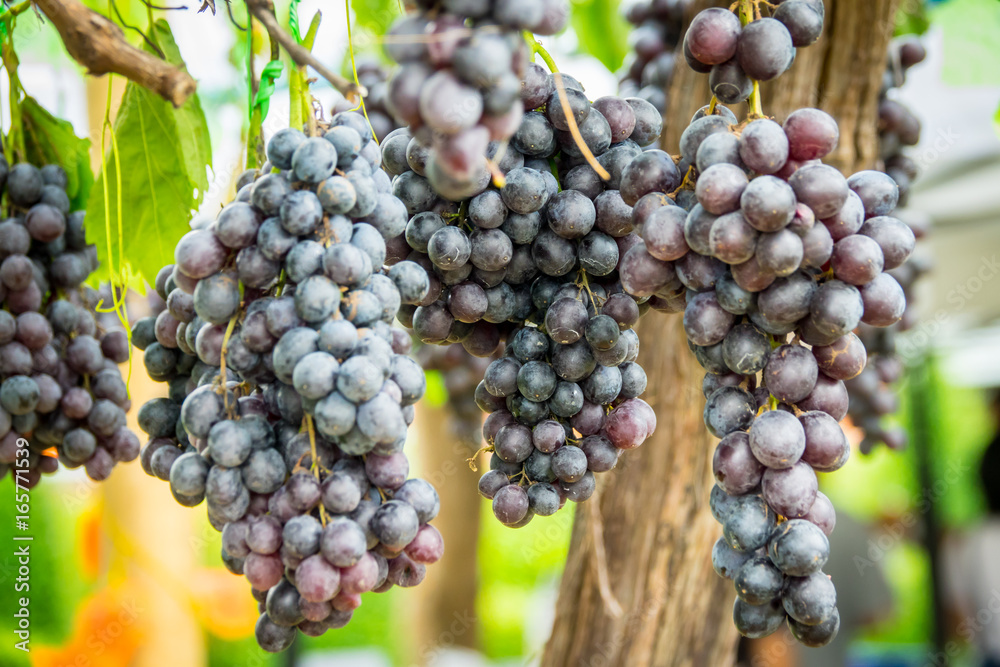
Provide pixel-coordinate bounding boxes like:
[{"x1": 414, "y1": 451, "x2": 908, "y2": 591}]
[
  {"x1": 0, "y1": 158, "x2": 136, "y2": 487},
  {"x1": 382, "y1": 50, "x2": 664, "y2": 525},
  {"x1": 130, "y1": 111, "x2": 443, "y2": 654},
  {"x1": 617, "y1": 0, "x2": 917, "y2": 648},
  {"x1": 619, "y1": 0, "x2": 691, "y2": 113},
  {"x1": 684, "y1": 0, "x2": 824, "y2": 107},
  {"x1": 382, "y1": 0, "x2": 569, "y2": 199},
  {"x1": 847, "y1": 36, "x2": 930, "y2": 453}
]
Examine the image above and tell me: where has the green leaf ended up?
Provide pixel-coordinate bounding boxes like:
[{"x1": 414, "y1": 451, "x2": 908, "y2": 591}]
[
  {"x1": 569, "y1": 0, "x2": 631, "y2": 73},
  {"x1": 352, "y1": 0, "x2": 399, "y2": 37},
  {"x1": 20, "y1": 96, "x2": 93, "y2": 210},
  {"x1": 149, "y1": 19, "x2": 212, "y2": 195},
  {"x1": 894, "y1": 2, "x2": 930, "y2": 37},
  {"x1": 930, "y1": 0, "x2": 1000, "y2": 86},
  {"x1": 86, "y1": 20, "x2": 211, "y2": 291}
]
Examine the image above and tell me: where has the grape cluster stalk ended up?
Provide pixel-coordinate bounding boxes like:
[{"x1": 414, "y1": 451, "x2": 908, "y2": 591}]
[
  {"x1": 619, "y1": 0, "x2": 691, "y2": 113},
  {"x1": 617, "y1": 0, "x2": 920, "y2": 647},
  {"x1": 382, "y1": 0, "x2": 569, "y2": 199},
  {"x1": 382, "y1": 49, "x2": 664, "y2": 525},
  {"x1": 846, "y1": 36, "x2": 930, "y2": 454},
  {"x1": 130, "y1": 111, "x2": 442, "y2": 653},
  {"x1": 0, "y1": 158, "x2": 137, "y2": 487}
]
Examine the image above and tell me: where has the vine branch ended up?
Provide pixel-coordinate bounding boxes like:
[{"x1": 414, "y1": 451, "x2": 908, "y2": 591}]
[
  {"x1": 244, "y1": 0, "x2": 365, "y2": 101},
  {"x1": 34, "y1": 0, "x2": 196, "y2": 106}
]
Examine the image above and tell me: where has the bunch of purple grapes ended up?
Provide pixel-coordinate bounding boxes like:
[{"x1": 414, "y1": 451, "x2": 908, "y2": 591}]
[
  {"x1": 383, "y1": 63, "x2": 663, "y2": 525},
  {"x1": 876, "y1": 36, "x2": 926, "y2": 205},
  {"x1": 620, "y1": 86, "x2": 918, "y2": 642},
  {"x1": 130, "y1": 111, "x2": 442, "y2": 653},
  {"x1": 683, "y1": 0, "x2": 824, "y2": 104},
  {"x1": 417, "y1": 343, "x2": 492, "y2": 448},
  {"x1": 846, "y1": 36, "x2": 929, "y2": 453},
  {"x1": 382, "y1": 0, "x2": 569, "y2": 199},
  {"x1": 0, "y1": 158, "x2": 136, "y2": 487},
  {"x1": 619, "y1": 0, "x2": 691, "y2": 113}
]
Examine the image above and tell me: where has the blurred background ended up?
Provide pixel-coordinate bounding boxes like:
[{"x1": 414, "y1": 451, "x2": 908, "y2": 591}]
[{"x1": 0, "y1": 0, "x2": 998, "y2": 665}]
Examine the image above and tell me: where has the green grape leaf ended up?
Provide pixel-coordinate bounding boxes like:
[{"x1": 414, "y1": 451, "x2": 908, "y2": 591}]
[
  {"x1": 569, "y1": 0, "x2": 631, "y2": 74},
  {"x1": 20, "y1": 96, "x2": 94, "y2": 210},
  {"x1": 149, "y1": 19, "x2": 212, "y2": 193},
  {"x1": 86, "y1": 20, "x2": 211, "y2": 292}
]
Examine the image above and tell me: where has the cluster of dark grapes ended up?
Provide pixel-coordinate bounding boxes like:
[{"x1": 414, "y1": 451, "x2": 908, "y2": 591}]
[
  {"x1": 617, "y1": 2, "x2": 920, "y2": 643},
  {"x1": 382, "y1": 63, "x2": 663, "y2": 525},
  {"x1": 846, "y1": 36, "x2": 929, "y2": 453},
  {"x1": 876, "y1": 37, "x2": 926, "y2": 205},
  {"x1": 684, "y1": 0, "x2": 824, "y2": 105},
  {"x1": 129, "y1": 111, "x2": 442, "y2": 653},
  {"x1": 331, "y1": 58, "x2": 403, "y2": 143},
  {"x1": 619, "y1": 0, "x2": 690, "y2": 113},
  {"x1": 0, "y1": 158, "x2": 136, "y2": 487},
  {"x1": 381, "y1": 0, "x2": 568, "y2": 199},
  {"x1": 416, "y1": 343, "x2": 492, "y2": 447}
]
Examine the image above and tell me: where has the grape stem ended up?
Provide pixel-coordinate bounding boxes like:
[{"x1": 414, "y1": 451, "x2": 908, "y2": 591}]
[
  {"x1": 523, "y1": 32, "x2": 611, "y2": 181},
  {"x1": 344, "y1": 0, "x2": 379, "y2": 144},
  {"x1": 738, "y1": 0, "x2": 766, "y2": 118},
  {"x1": 303, "y1": 414, "x2": 328, "y2": 526},
  {"x1": 218, "y1": 281, "x2": 245, "y2": 415},
  {"x1": 466, "y1": 443, "x2": 494, "y2": 471},
  {"x1": 289, "y1": 11, "x2": 321, "y2": 137}
]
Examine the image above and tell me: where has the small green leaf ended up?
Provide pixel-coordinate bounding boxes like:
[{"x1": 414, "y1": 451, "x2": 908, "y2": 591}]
[
  {"x1": 569, "y1": 0, "x2": 631, "y2": 74},
  {"x1": 20, "y1": 97, "x2": 93, "y2": 210},
  {"x1": 86, "y1": 21, "x2": 211, "y2": 291}
]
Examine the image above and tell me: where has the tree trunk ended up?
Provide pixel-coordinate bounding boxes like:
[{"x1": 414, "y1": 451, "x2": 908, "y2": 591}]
[
  {"x1": 411, "y1": 402, "x2": 482, "y2": 662},
  {"x1": 541, "y1": 2, "x2": 898, "y2": 666}
]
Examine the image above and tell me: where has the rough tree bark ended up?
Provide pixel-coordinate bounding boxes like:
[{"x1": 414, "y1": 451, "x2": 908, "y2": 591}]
[{"x1": 541, "y1": 2, "x2": 899, "y2": 666}]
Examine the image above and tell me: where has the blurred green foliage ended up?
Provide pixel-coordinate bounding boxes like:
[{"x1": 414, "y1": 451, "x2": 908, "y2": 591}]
[
  {"x1": 0, "y1": 477, "x2": 93, "y2": 667},
  {"x1": 930, "y1": 0, "x2": 1000, "y2": 86}
]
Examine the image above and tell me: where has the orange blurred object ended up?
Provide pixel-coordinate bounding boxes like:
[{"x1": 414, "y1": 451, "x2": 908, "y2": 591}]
[
  {"x1": 189, "y1": 568, "x2": 260, "y2": 640},
  {"x1": 33, "y1": 587, "x2": 144, "y2": 667}
]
